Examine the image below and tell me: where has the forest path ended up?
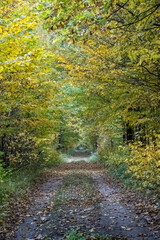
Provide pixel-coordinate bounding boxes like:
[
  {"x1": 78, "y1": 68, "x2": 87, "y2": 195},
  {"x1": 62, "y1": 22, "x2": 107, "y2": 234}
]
[
  {"x1": 66, "y1": 151, "x2": 90, "y2": 163},
  {"x1": 6, "y1": 156, "x2": 160, "y2": 240}
]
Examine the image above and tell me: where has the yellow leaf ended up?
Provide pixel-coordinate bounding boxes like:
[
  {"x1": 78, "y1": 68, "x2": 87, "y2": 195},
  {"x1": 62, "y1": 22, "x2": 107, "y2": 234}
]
[{"x1": 0, "y1": 66, "x2": 3, "y2": 72}]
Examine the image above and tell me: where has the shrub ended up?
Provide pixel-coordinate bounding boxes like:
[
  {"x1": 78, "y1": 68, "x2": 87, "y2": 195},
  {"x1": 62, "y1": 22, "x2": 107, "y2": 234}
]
[
  {"x1": 2, "y1": 131, "x2": 38, "y2": 168},
  {"x1": 126, "y1": 141, "x2": 160, "y2": 192}
]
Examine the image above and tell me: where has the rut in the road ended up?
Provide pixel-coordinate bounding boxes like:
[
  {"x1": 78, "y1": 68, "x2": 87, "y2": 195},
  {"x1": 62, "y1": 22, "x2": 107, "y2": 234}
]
[{"x1": 4, "y1": 162, "x2": 160, "y2": 240}]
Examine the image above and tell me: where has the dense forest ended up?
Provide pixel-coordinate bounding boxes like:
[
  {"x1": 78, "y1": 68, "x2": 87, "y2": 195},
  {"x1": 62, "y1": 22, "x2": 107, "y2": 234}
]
[{"x1": 0, "y1": 0, "x2": 160, "y2": 219}]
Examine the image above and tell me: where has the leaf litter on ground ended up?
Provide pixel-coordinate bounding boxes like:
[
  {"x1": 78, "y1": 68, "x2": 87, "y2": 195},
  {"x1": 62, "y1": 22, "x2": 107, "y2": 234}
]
[{"x1": 0, "y1": 161, "x2": 160, "y2": 240}]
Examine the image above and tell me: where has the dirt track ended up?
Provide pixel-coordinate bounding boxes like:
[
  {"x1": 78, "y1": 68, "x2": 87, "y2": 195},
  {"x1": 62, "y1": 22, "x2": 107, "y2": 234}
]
[{"x1": 3, "y1": 156, "x2": 160, "y2": 240}]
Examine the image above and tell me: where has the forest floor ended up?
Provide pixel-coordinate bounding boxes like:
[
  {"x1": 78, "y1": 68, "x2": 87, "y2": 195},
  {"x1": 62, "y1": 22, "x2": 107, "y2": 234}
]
[{"x1": 1, "y1": 153, "x2": 160, "y2": 240}]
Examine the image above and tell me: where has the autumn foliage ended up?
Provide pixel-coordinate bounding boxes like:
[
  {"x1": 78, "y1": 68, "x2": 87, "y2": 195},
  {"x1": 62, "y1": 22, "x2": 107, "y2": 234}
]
[
  {"x1": 42, "y1": 0, "x2": 160, "y2": 192},
  {"x1": 0, "y1": 0, "x2": 160, "y2": 203}
]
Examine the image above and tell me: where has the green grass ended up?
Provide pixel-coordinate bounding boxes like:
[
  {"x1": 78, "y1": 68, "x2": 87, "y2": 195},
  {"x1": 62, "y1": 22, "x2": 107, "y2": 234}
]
[
  {"x1": 88, "y1": 153, "x2": 99, "y2": 162},
  {"x1": 64, "y1": 229, "x2": 112, "y2": 240},
  {"x1": 0, "y1": 153, "x2": 62, "y2": 220},
  {"x1": 0, "y1": 165, "x2": 40, "y2": 204},
  {"x1": 0, "y1": 165, "x2": 42, "y2": 222}
]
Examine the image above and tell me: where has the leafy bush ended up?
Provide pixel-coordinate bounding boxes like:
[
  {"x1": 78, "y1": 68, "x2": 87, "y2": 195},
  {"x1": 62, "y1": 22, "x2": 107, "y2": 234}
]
[
  {"x1": 2, "y1": 132, "x2": 38, "y2": 168},
  {"x1": 98, "y1": 145, "x2": 135, "y2": 187},
  {"x1": 125, "y1": 141, "x2": 160, "y2": 193},
  {"x1": 38, "y1": 142, "x2": 62, "y2": 167},
  {"x1": 99, "y1": 145, "x2": 131, "y2": 170},
  {"x1": 43, "y1": 148, "x2": 62, "y2": 167},
  {"x1": 0, "y1": 144, "x2": 62, "y2": 206},
  {"x1": 98, "y1": 139, "x2": 160, "y2": 195}
]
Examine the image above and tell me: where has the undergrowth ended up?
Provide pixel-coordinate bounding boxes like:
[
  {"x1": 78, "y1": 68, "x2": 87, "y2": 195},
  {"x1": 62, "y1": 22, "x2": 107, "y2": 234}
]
[
  {"x1": 0, "y1": 151, "x2": 62, "y2": 216},
  {"x1": 99, "y1": 145, "x2": 160, "y2": 198},
  {"x1": 99, "y1": 146, "x2": 134, "y2": 186}
]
